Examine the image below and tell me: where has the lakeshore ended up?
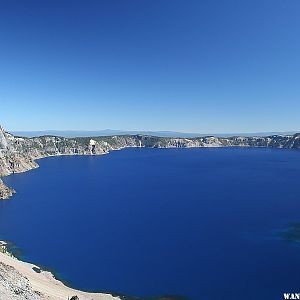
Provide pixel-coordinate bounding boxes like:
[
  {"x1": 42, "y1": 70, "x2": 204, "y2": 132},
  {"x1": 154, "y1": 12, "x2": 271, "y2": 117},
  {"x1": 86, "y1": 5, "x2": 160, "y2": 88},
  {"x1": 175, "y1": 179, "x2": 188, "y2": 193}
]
[
  {"x1": 0, "y1": 241, "x2": 121, "y2": 300},
  {"x1": 1, "y1": 125, "x2": 300, "y2": 202}
]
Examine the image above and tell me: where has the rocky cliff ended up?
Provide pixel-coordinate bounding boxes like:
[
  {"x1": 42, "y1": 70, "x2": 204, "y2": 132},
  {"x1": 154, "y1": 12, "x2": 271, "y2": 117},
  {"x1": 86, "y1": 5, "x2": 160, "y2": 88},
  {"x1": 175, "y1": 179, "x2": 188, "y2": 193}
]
[{"x1": 1, "y1": 125, "x2": 300, "y2": 199}]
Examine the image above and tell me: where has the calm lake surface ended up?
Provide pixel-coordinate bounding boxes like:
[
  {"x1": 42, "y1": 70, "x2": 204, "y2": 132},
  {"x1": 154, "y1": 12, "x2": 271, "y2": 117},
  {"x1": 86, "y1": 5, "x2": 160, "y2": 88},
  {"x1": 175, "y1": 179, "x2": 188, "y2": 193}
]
[{"x1": 1, "y1": 148, "x2": 300, "y2": 300}]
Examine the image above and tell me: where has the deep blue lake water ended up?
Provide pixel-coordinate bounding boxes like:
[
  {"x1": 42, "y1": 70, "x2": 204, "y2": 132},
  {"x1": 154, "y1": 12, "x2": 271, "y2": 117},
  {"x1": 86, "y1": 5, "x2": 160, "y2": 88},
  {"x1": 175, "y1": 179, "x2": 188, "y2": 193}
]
[{"x1": 1, "y1": 148, "x2": 300, "y2": 300}]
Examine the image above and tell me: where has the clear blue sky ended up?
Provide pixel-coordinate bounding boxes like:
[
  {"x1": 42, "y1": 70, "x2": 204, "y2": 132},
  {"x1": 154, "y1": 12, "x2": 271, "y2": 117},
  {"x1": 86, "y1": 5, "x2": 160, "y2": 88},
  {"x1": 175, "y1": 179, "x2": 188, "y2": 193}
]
[{"x1": 0, "y1": 0, "x2": 299, "y2": 133}]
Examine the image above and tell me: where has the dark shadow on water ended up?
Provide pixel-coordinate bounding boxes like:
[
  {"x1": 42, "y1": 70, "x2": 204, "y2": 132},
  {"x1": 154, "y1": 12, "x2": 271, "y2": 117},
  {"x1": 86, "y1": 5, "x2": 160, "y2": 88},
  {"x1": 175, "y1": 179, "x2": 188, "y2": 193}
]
[
  {"x1": 277, "y1": 223, "x2": 300, "y2": 243},
  {"x1": 2, "y1": 239, "x2": 24, "y2": 257}
]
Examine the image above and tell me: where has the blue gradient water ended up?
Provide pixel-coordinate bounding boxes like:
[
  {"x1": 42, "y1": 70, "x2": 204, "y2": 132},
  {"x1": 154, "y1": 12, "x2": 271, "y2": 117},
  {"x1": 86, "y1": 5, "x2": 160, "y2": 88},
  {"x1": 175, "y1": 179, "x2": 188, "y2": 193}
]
[{"x1": 1, "y1": 148, "x2": 300, "y2": 300}]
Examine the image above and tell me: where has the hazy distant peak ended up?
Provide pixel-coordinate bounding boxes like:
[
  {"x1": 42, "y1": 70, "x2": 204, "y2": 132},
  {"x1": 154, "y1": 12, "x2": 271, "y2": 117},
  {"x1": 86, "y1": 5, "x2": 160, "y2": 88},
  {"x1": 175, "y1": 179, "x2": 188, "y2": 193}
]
[{"x1": 10, "y1": 129, "x2": 299, "y2": 139}]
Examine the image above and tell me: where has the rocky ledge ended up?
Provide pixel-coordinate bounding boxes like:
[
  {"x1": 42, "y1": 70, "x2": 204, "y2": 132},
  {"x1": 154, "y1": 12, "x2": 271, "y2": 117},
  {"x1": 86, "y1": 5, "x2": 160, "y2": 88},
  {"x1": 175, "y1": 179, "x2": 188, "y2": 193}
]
[{"x1": 1, "y1": 125, "x2": 300, "y2": 200}]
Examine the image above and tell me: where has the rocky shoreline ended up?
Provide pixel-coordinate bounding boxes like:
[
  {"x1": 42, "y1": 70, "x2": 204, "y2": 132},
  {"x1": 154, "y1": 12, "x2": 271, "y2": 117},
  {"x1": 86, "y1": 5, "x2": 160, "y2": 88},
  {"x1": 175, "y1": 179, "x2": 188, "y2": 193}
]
[
  {"x1": 1, "y1": 125, "x2": 300, "y2": 200},
  {"x1": 0, "y1": 240, "x2": 122, "y2": 300},
  {"x1": 1, "y1": 241, "x2": 184, "y2": 300}
]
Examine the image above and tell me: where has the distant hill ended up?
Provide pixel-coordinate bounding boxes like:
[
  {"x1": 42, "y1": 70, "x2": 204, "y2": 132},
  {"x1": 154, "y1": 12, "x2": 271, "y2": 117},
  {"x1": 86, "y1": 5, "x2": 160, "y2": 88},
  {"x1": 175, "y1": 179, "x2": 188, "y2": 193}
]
[{"x1": 11, "y1": 129, "x2": 299, "y2": 138}]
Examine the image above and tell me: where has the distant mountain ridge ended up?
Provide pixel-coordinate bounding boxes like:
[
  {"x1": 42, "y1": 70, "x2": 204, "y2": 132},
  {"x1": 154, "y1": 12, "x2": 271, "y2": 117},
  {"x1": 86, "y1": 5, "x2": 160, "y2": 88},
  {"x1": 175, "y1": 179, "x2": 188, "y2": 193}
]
[{"x1": 11, "y1": 129, "x2": 299, "y2": 138}]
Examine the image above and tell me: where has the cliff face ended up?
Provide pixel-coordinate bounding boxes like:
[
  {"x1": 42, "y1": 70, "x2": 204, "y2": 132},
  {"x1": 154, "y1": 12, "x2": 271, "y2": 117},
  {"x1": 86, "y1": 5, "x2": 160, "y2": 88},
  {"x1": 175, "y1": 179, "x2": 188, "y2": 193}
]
[{"x1": 0, "y1": 125, "x2": 300, "y2": 199}]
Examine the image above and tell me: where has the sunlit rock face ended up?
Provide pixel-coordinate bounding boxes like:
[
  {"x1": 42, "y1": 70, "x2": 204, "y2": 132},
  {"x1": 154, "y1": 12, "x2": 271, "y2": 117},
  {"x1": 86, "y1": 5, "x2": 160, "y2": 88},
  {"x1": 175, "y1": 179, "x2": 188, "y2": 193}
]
[
  {"x1": 0, "y1": 124, "x2": 299, "y2": 199},
  {"x1": 0, "y1": 179, "x2": 15, "y2": 199},
  {"x1": 0, "y1": 126, "x2": 8, "y2": 152}
]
